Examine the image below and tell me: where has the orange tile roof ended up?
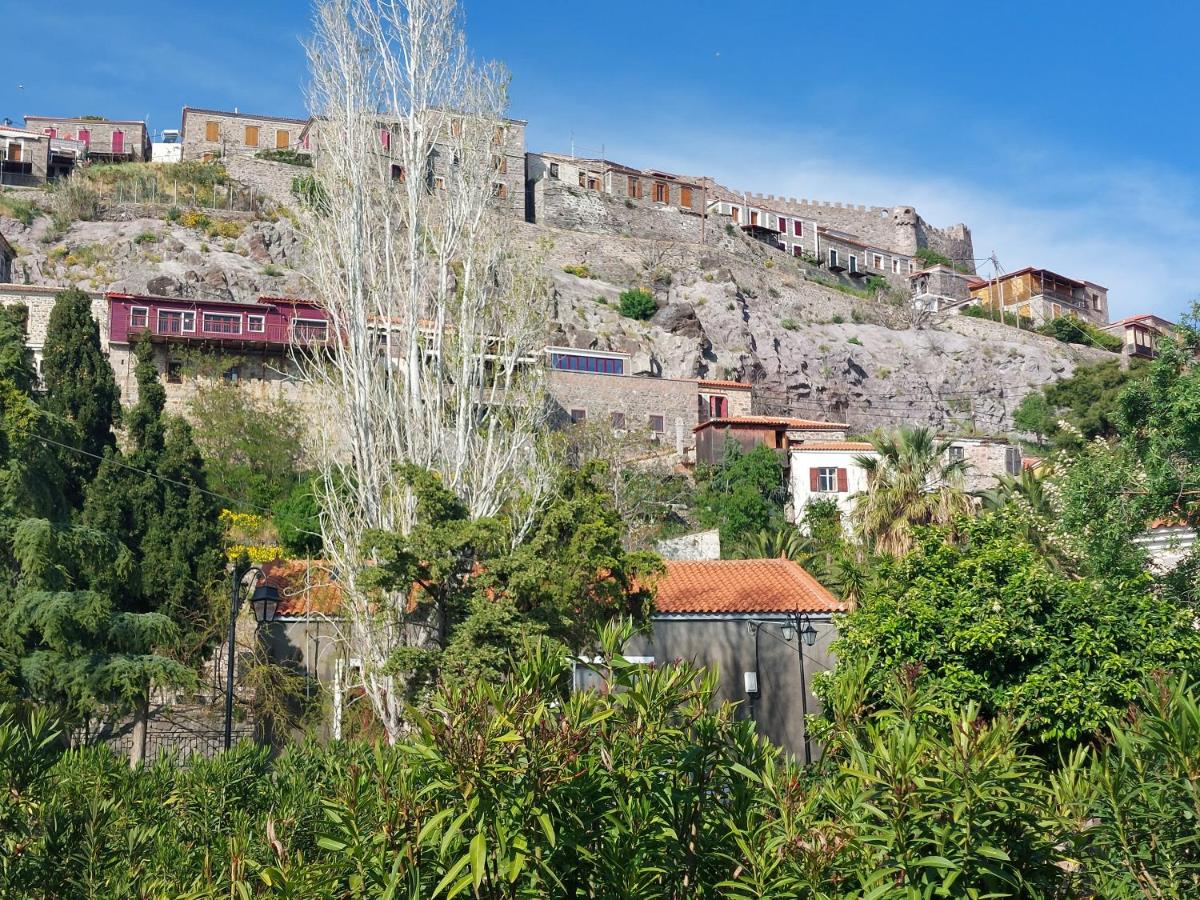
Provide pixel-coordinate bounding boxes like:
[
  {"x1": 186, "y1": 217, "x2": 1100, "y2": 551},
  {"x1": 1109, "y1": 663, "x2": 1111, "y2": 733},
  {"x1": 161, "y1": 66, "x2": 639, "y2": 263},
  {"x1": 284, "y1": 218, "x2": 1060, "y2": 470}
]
[
  {"x1": 261, "y1": 559, "x2": 343, "y2": 617},
  {"x1": 790, "y1": 441, "x2": 876, "y2": 452},
  {"x1": 698, "y1": 379, "x2": 753, "y2": 390},
  {"x1": 694, "y1": 415, "x2": 849, "y2": 432},
  {"x1": 651, "y1": 559, "x2": 845, "y2": 615}
]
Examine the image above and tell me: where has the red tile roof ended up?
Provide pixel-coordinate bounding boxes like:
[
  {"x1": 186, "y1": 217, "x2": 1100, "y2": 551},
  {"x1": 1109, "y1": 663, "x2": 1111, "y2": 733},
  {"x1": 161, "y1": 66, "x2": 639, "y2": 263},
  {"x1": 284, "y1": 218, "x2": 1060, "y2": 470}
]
[
  {"x1": 790, "y1": 441, "x2": 876, "y2": 452},
  {"x1": 261, "y1": 559, "x2": 343, "y2": 617},
  {"x1": 694, "y1": 415, "x2": 849, "y2": 432},
  {"x1": 698, "y1": 379, "x2": 753, "y2": 390},
  {"x1": 651, "y1": 559, "x2": 845, "y2": 615}
]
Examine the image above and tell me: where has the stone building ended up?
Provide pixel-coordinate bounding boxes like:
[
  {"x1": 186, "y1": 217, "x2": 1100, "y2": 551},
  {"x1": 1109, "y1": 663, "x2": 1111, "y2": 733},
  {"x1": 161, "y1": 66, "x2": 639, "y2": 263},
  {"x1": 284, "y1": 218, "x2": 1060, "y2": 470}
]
[
  {"x1": 0, "y1": 124, "x2": 49, "y2": 185},
  {"x1": 23, "y1": 115, "x2": 150, "y2": 163},
  {"x1": 180, "y1": 107, "x2": 312, "y2": 162},
  {"x1": 968, "y1": 267, "x2": 1109, "y2": 327},
  {"x1": 911, "y1": 264, "x2": 973, "y2": 312},
  {"x1": 1102, "y1": 313, "x2": 1175, "y2": 360},
  {"x1": 526, "y1": 152, "x2": 709, "y2": 241},
  {"x1": 942, "y1": 436, "x2": 1022, "y2": 492},
  {"x1": 694, "y1": 416, "x2": 850, "y2": 467},
  {"x1": 0, "y1": 284, "x2": 107, "y2": 382},
  {"x1": 0, "y1": 232, "x2": 13, "y2": 284}
]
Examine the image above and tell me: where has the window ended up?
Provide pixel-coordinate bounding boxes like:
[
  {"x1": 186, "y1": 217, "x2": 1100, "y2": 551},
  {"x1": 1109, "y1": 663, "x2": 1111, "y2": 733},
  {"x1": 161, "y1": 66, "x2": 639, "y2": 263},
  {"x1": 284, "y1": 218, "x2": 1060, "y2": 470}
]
[
  {"x1": 777, "y1": 216, "x2": 786, "y2": 232},
  {"x1": 793, "y1": 220, "x2": 803, "y2": 236},
  {"x1": 892, "y1": 258, "x2": 900, "y2": 274},
  {"x1": 570, "y1": 408, "x2": 586, "y2": 424},
  {"x1": 872, "y1": 253, "x2": 883, "y2": 269},
  {"x1": 648, "y1": 414, "x2": 665, "y2": 438},
  {"x1": 247, "y1": 314, "x2": 266, "y2": 333},
  {"x1": 379, "y1": 128, "x2": 390, "y2": 149},
  {"x1": 627, "y1": 175, "x2": 642, "y2": 199},
  {"x1": 578, "y1": 171, "x2": 587, "y2": 188},
  {"x1": 680, "y1": 186, "x2": 693, "y2": 207},
  {"x1": 7, "y1": 142, "x2": 22, "y2": 163},
  {"x1": 129, "y1": 306, "x2": 149, "y2": 329},
  {"x1": 201, "y1": 152, "x2": 214, "y2": 162},
  {"x1": 156, "y1": 310, "x2": 189, "y2": 335},
  {"x1": 205, "y1": 121, "x2": 219, "y2": 142},
  {"x1": 848, "y1": 255, "x2": 858, "y2": 274},
  {"x1": 493, "y1": 155, "x2": 507, "y2": 174},
  {"x1": 549, "y1": 162, "x2": 559, "y2": 179},
  {"x1": 948, "y1": 445, "x2": 965, "y2": 463},
  {"x1": 433, "y1": 176, "x2": 445, "y2": 190},
  {"x1": 749, "y1": 210, "x2": 759, "y2": 226},
  {"x1": 1092, "y1": 293, "x2": 1101, "y2": 310},
  {"x1": 793, "y1": 246, "x2": 803, "y2": 257},
  {"x1": 244, "y1": 125, "x2": 260, "y2": 147},
  {"x1": 811, "y1": 466, "x2": 846, "y2": 493},
  {"x1": 708, "y1": 395, "x2": 728, "y2": 417},
  {"x1": 828, "y1": 249, "x2": 839, "y2": 268},
  {"x1": 550, "y1": 352, "x2": 624, "y2": 375},
  {"x1": 493, "y1": 182, "x2": 508, "y2": 199},
  {"x1": 730, "y1": 206, "x2": 740, "y2": 223},
  {"x1": 493, "y1": 126, "x2": 505, "y2": 146},
  {"x1": 276, "y1": 129, "x2": 290, "y2": 149},
  {"x1": 203, "y1": 312, "x2": 242, "y2": 334},
  {"x1": 1005, "y1": 446, "x2": 1022, "y2": 476},
  {"x1": 909, "y1": 260, "x2": 916, "y2": 273},
  {"x1": 166, "y1": 360, "x2": 183, "y2": 384},
  {"x1": 610, "y1": 411, "x2": 626, "y2": 429},
  {"x1": 391, "y1": 164, "x2": 405, "y2": 181},
  {"x1": 44, "y1": 127, "x2": 57, "y2": 138},
  {"x1": 223, "y1": 365, "x2": 241, "y2": 383},
  {"x1": 586, "y1": 174, "x2": 600, "y2": 191},
  {"x1": 653, "y1": 182, "x2": 669, "y2": 203},
  {"x1": 293, "y1": 319, "x2": 329, "y2": 342},
  {"x1": 451, "y1": 118, "x2": 463, "y2": 138}
]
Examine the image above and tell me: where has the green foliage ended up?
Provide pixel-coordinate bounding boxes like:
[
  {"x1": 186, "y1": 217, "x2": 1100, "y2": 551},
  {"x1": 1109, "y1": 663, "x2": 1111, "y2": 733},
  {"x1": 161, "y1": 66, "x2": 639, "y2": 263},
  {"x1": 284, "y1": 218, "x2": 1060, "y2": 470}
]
[
  {"x1": 732, "y1": 525, "x2": 812, "y2": 561},
  {"x1": 914, "y1": 247, "x2": 953, "y2": 268},
  {"x1": 617, "y1": 287, "x2": 657, "y2": 320},
  {"x1": 1039, "y1": 315, "x2": 1123, "y2": 352},
  {"x1": 254, "y1": 148, "x2": 313, "y2": 167},
  {"x1": 49, "y1": 175, "x2": 101, "y2": 231},
  {"x1": 1020, "y1": 358, "x2": 1146, "y2": 450},
  {"x1": 1012, "y1": 390, "x2": 1054, "y2": 445},
  {"x1": 823, "y1": 511, "x2": 1200, "y2": 752},
  {"x1": 960, "y1": 302, "x2": 1031, "y2": 328},
  {"x1": 132, "y1": 230, "x2": 158, "y2": 244},
  {"x1": 291, "y1": 173, "x2": 330, "y2": 214},
  {"x1": 561, "y1": 263, "x2": 592, "y2": 278},
  {"x1": 42, "y1": 288, "x2": 121, "y2": 493},
  {"x1": 274, "y1": 475, "x2": 323, "y2": 557},
  {"x1": 0, "y1": 192, "x2": 39, "y2": 226},
  {"x1": 852, "y1": 426, "x2": 973, "y2": 556},
  {"x1": 189, "y1": 380, "x2": 306, "y2": 510},
  {"x1": 696, "y1": 443, "x2": 787, "y2": 550},
  {"x1": 780, "y1": 317, "x2": 798, "y2": 330},
  {"x1": 5, "y1": 645, "x2": 1200, "y2": 895}
]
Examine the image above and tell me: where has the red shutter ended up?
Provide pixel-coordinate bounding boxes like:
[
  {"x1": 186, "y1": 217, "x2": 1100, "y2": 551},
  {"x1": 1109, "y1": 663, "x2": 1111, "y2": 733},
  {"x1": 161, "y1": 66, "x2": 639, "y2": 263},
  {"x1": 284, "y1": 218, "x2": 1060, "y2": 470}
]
[
  {"x1": 837, "y1": 468, "x2": 848, "y2": 492},
  {"x1": 809, "y1": 468, "x2": 819, "y2": 492}
]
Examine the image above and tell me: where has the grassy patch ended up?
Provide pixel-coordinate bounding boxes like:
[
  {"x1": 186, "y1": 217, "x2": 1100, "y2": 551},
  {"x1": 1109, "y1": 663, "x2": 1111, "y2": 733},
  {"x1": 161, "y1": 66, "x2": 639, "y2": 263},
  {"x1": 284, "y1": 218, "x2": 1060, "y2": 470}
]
[
  {"x1": 562, "y1": 263, "x2": 592, "y2": 278},
  {"x1": 0, "y1": 192, "x2": 39, "y2": 226}
]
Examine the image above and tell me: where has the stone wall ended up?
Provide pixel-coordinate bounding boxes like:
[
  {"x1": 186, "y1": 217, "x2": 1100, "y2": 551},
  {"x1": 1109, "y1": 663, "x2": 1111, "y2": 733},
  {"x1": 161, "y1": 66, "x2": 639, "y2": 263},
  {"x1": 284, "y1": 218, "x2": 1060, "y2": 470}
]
[
  {"x1": 532, "y1": 177, "x2": 710, "y2": 244},
  {"x1": 547, "y1": 368, "x2": 700, "y2": 455},
  {"x1": 947, "y1": 438, "x2": 1020, "y2": 492},
  {"x1": 224, "y1": 154, "x2": 305, "y2": 207},
  {"x1": 655, "y1": 529, "x2": 721, "y2": 560},
  {"x1": 181, "y1": 108, "x2": 309, "y2": 161}
]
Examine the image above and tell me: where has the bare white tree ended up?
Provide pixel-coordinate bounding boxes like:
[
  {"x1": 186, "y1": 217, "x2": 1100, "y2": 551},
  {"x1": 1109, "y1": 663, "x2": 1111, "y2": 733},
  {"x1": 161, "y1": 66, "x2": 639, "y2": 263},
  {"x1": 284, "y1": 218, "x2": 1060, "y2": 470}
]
[{"x1": 299, "y1": 0, "x2": 551, "y2": 741}]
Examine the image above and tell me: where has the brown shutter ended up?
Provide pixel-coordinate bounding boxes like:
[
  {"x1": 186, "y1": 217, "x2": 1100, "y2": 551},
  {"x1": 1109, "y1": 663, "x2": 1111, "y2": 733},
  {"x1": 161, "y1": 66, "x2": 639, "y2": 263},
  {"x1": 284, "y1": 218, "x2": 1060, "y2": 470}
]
[
  {"x1": 837, "y1": 468, "x2": 848, "y2": 492},
  {"x1": 809, "y1": 468, "x2": 819, "y2": 492},
  {"x1": 205, "y1": 121, "x2": 219, "y2": 141}
]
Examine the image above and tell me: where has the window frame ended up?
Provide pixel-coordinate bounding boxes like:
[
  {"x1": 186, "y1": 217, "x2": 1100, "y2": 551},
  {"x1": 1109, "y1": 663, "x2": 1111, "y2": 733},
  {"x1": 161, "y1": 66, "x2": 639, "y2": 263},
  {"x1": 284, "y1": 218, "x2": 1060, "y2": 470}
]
[
  {"x1": 610, "y1": 411, "x2": 626, "y2": 430},
  {"x1": 1005, "y1": 446, "x2": 1022, "y2": 476},
  {"x1": 816, "y1": 467, "x2": 838, "y2": 493},
  {"x1": 292, "y1": 318, "x2": 329, "y2": 343},
  {"x1": 948, "y1": 445, "x2": 965, "y2": 463},
  {"x1": 202, "y1": 311, "x2": 243, "y2": 335},
  {"x1": 828, "y1": 248, "x2": 839, "y2": 268},
  {"x1": 648, "y1": 414, "x2": 665, "y2": 437},
  {"x1": 548, "y1": 162, "x2": 559, "y2": 179},
  {"x1": 793, "y1": 220, "x2": 803, "y2": 236},
  {"x1": 276, "y1": 129, "x2": 290, "y2": 149},
  {"x1": 247, "y1": 314, "x2": 266, "y2": 334},
  {"x1": 129, "y1": 306, "x2": 149, "y2": 329},
  {"x1": 653, "y1": 182, "x2": 669, "y2": 204},
  {"x1": 570, "y1": 408, "x2": 586, "y2": 424}
]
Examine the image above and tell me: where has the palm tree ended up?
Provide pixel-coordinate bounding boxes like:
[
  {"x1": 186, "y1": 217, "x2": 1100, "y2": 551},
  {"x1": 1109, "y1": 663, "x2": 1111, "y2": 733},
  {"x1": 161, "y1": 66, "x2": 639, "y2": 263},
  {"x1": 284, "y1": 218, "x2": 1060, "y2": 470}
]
[
  {"x1": 733, "y1": 526, "x2": 814, "y2": 562},
  {"x1": 851, "y1": 426, "x2": 975, "y2": 556},
  {"x1": 979, "y1": 468, "x2": 1051, "y2": 517}
]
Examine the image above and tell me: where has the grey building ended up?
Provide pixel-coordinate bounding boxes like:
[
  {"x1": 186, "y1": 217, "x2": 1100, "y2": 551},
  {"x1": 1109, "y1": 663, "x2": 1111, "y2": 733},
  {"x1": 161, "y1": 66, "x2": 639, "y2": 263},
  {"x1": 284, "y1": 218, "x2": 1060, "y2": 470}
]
[
  {"x1": 181, "y1": 107, "x2": 311, "y2": 162},
  {"x1": 615, "y1": 558, "x2": 846, "y2": 760},
  {"x1": 23, "y1": 115, "x2": 150, "y2": 163},
  {"x1": 1, "y1": 125, "x2": 50, "y2": 185}
]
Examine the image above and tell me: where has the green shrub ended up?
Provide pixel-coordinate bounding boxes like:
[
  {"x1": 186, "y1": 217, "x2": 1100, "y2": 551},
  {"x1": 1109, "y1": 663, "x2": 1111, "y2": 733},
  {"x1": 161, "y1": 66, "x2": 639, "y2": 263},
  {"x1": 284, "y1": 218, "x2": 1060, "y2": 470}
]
[
  {"x1": 0, "y1": 192, "x2": 39, "y2": 226},
  {"x1": 254, "y1": 148, "x2": 313, "y2": 167},
  {"x1": 291, "y1": 174, "x2": 329, "y2": 214},
  {"x1": 562, "y1": 263, "x2": 592, "y2": 278},
  {"x1": 165, "y1": 206, "x2": 182, "y2": 223},
  {"x1": 847, "y1": 336, "x2": 862, "y2": 345},
  {"x1": 263, "y1": 264, "x2": 283, "y2": 277},
  {"x1": 133, "y1": 231, "x2": 158, "y2": 245},
  {"x1": 1038, "y1": 315, "x2": 1122, "y2": 352},
  {"x1": 831, "y1": 314, "x2": 844, "y2": 324},
  {"x1": 618, "y1": 288, "x2": 656, "y2": 320},
  {"x1": 49, "y1": 175, "x2": 101, "y2": 230},
  {"x1": 781, "y1": 318, "x2": 798, "y2": 330},
  {"x1": 960, "y1": 303, "x2": 1031, "y2": 329},
  {"x1": 725, "y1": 222, "x2": 736, "y2": 236}
]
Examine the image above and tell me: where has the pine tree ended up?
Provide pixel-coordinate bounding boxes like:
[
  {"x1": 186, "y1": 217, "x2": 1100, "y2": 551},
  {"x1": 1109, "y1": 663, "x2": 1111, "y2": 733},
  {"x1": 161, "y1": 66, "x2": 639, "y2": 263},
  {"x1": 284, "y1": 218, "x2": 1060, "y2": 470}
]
[{"x1": 42, "y1": 288, "x2": 121, "y2": 485}]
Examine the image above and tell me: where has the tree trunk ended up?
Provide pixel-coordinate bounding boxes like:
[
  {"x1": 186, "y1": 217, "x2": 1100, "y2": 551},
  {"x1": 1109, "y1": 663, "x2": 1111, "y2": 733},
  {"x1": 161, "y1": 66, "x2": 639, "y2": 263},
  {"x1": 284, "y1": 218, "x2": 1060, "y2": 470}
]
[{"x1": 128, "y1": 694, "x2": 149, "y2": 768}]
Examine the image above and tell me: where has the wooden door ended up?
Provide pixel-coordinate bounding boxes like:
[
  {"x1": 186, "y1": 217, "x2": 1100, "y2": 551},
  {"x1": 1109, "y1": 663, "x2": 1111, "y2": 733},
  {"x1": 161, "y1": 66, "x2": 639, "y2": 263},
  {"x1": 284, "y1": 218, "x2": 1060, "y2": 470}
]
[{"x1": 112, "y1": 130, "x2": 125, "y2": 154}]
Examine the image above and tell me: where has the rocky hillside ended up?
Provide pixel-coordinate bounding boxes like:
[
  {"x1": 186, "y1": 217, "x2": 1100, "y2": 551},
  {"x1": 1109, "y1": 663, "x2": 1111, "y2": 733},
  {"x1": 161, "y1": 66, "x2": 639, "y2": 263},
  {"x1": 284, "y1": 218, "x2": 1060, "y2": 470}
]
[{"x1": 0, "y1": 185, "x2": 1107, "y2": 434}]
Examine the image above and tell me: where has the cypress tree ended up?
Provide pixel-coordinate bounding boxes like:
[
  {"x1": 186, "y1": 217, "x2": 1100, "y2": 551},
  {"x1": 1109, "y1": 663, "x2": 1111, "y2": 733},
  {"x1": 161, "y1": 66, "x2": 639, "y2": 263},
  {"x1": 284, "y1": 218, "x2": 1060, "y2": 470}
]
[{"x1": 42, "y1": 288, "x2": 121, "y2": 477}]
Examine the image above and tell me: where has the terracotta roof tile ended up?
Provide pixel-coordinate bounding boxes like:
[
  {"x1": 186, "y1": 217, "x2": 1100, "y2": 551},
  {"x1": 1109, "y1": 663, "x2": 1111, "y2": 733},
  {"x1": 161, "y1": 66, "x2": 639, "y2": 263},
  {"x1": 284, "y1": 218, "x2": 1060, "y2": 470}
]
[
  {"x1": 790, "y1": 441, "x2": 876, "y2": 452},
  {"x1": 694, "y1": 415, "x2": 849, "y2": 432},
  {"x1": 261, "y1": 559, "x2": 342, "y2": 617},
  {"x1": 651, "y1": 559, "x2": 845, "y2": 615},
  {"x1": 698, "y1": 379, "x2": 753, "y2": 390}
]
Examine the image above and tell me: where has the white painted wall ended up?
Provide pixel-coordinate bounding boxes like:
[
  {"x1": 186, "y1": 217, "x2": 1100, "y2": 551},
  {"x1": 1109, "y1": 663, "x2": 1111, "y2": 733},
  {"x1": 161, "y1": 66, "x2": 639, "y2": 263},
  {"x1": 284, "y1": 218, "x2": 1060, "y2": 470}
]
[{"x1": 790, "y1": 448, "x2": 876, "y2": 522}]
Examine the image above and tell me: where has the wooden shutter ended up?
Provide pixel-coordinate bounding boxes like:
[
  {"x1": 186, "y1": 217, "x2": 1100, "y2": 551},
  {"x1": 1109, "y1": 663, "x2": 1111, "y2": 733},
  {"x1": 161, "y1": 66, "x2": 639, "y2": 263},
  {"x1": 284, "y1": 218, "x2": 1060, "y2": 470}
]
[
  {"x1": 680, "y1": 186, "x2": 692, "y2": 208},
  {"x1": 837, "y1": 468, "x2": 848, "y2": 492},
  {"x1": 205, "y1": 121, "x2": 219, "y2": 141},
  {"x1": 276, "y1": 129, "x2": 289, "y2": 149},
  {"x1": 244, "y1": 125, "x2": 259, "y2": 147},
  {"x1": 8, "y1": 143, "x2": 21, "y2": 163},
  {"x1": 809, "y1": 468, "x2": 819, "y2": 492}
]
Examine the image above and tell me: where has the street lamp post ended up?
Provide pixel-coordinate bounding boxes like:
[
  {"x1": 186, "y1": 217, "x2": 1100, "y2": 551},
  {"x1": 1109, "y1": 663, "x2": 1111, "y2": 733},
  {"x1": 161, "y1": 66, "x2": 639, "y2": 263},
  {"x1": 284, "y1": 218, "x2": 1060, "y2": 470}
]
[
  {"x1": 223, "y1": 564, "x2": 280, "y2": 751},
  {"x1": 746, "y1": 616, "x2": 819, "y2": 765}
]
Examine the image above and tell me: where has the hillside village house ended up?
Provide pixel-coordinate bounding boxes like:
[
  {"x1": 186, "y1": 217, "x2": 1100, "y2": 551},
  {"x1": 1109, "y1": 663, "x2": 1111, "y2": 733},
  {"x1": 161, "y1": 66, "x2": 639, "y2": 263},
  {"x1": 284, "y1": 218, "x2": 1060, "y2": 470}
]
[
  {"x1": 525, "y1": 152, "x2": 708, "y2": 221},
  {"x1": 911, "y1": 264, "x2": 974, "y2": 312},
  {"x1": 0, "y1": 285, "x2": 106, "y2": 382},
  {"x1": 693, "y1": 416, "x2": 851, "y2": 467},
  {"x1": 181, "y1": 107, "x2": 312, "y2": 161},
  {"x1": 968, "y1": 267, "x2": 1109, "y2": 327},
  {"x1": 23, "y1": 116, "x2": 150, "y2": 164},
  {"x1": 0, "y1": 125, "x2": 49, "y2": 186},
  {"x1": 789, "y1": 440, "x2": 878, "y2": 520},
  {"x1": 1102, "y1": 313, "x2": 1175, "y2": 359},
  {"x1": 0, "y1": 232, "x2": 13, "y2": 284}
]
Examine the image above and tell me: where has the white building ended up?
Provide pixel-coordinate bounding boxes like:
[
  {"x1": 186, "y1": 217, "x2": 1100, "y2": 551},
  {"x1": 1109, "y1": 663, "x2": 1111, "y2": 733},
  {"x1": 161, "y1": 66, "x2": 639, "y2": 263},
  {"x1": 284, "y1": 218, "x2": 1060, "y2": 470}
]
[{"x1": 789, "y1": 441, "x2": 877, "y2": 522}]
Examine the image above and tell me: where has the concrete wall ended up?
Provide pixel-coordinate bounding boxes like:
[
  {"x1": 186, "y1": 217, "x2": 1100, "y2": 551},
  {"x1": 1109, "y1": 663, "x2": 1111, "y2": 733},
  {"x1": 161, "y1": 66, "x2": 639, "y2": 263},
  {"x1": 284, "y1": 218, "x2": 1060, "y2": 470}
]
[
  {"x1": 547, "y1": 368, "x2": 699, "y2": 455},
  {"x1": 182, "y1": 109, "x2": 309, "y2": 161},
  {"x1": 624, "y1": 614, "x2": 838, "y2": 758}
]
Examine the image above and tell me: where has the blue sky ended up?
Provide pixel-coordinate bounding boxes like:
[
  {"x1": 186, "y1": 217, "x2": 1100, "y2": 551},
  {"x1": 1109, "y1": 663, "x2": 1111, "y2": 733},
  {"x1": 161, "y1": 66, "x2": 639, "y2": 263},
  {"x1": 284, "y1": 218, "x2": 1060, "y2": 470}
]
[{"x1": 2, "y1": 0, "x2": 1197, "y2": 320}]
